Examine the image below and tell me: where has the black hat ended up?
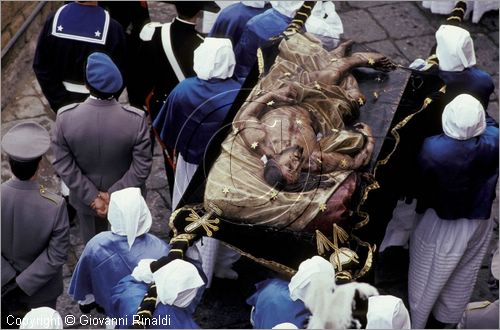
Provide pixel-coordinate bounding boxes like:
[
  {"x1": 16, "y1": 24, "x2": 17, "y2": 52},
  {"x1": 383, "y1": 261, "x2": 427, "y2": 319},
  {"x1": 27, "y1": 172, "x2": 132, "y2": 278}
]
[{"x1": 163, "y1": 1, "x2": 220, "y2": 17}]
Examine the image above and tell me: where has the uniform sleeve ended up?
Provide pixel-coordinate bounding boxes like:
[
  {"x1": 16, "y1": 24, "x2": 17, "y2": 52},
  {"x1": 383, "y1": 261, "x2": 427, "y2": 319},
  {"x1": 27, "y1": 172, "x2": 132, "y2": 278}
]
[
  {"x1": 32, "y1": 16, "x2": 71, "y2": 111},
  {"x1": 108, "y1": 116, "x2": 152, "y2": 193},
  {"x1": 1, "y1": 256, "x2": 17, "y2": 287},
  {"x1": 16, "y1": 199, "x2": 70, "y2": 296},
  {"x1": 126, "y1": 32, "x2": 157, "y2": 109},
  {"x1": 51, "y1": 116, "x2": 100, "y2": 206}
]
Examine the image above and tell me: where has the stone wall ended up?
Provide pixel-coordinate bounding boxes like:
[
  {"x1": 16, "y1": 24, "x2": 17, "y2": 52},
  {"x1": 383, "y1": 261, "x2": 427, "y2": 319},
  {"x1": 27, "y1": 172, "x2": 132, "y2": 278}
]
[{"x1": 1, "y1": 1, "x2": 63, "y2": 110}]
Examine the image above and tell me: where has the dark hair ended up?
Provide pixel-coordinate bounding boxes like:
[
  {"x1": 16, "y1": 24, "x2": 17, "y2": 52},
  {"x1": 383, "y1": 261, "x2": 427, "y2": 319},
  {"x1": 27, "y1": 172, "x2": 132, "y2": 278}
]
[
  {"x1": 9, "y1": 157, "x2": 41, "y2": 181},
  {"x1": 264, "y1": 159, "x2": 286, "y2": 190},
  {"x1": 83, "y1": 53, "x2": 119, "y2": 100},
  {"x1": 175, "y1": 3, "x2": 203, "y2": 19},
  {"x1": 264, "y1": 159, "x2": 336, "y2": 193},
  {"x1": 85, "y1": 82, "x2": 115, "y2": 100}
]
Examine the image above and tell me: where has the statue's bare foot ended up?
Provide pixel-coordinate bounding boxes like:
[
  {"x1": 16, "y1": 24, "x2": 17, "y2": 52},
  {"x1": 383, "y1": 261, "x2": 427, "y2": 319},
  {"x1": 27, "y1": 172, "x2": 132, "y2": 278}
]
[
  {"x1": 356, "y1": 52, "x2": 396, "y2": 72},
  {"x1": 330, "y1": 39, "x2": 354, "y2": 58}
]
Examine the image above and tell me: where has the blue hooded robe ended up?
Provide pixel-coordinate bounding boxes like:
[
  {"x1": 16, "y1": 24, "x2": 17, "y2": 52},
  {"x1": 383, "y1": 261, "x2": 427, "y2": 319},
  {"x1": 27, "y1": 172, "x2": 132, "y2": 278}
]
[
  {"x1": 68, "y1": 232, "x2": 170, "y2": 314},
  {"x1": 416, "y1": 114, "x2": 499, "y2": 220},
  {"x1": 153, "y1": 77, "x2": 241, "y2": 165},
  {"x1": 209, "y1": 3, "x2": 269, "y2": 46},
  {"x1": 109, "y1": 275, "x2": 200, "y2": 329},
  {"x1": 247, "y1": 278, "x2": 310, "y2": 328},
  {"x1": 233, "y1": 8, "x2": 293, "y2": 81}
]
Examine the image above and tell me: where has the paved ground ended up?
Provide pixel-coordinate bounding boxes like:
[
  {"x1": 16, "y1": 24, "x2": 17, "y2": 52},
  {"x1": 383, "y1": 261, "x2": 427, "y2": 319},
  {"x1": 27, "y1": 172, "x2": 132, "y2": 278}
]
[{"x1": 1, "y1": 1, "x2": 498, "y2": 328}]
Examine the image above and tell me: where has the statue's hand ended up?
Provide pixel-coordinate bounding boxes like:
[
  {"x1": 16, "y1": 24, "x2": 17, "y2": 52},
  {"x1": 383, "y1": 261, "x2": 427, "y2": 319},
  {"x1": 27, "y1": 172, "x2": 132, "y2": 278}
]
[
  {"x1": 372, "y1": 54, "x2": 396, "y2": 72},
  {"x1": 309, "y1": 150, "x2": 323, "y2": 173},
  {"x1": 271, "y1": 84, "x2": 297, "y2": 103},
  {"x1": 354, "y1": 123, "x2": 375, "y2": 167}
]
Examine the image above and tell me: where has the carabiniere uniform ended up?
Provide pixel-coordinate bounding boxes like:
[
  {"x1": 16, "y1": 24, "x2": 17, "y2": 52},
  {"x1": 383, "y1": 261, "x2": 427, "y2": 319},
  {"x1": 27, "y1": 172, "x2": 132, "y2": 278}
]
[
  {"x1": 1, "y1": 122, "x2": 70, "y2": 324},
  {"x1": 128, "y1": 17, "x2": 204, "y2": 119}
]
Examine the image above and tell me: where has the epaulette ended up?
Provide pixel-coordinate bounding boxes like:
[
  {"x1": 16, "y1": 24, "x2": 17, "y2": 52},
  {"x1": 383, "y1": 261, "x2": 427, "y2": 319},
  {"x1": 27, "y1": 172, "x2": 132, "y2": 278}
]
[
  {"x1": 139, "y1": 22, "x2": 162, "y2": 41},
  {"x1": 122, "y1": 105, "x2": 146, "y2": 117},
  {"x1": 56, "y1": 103, "x2": 79, "y2": 116},
  {"x1": 467, "y1": 301, "x2": 492, "y2": 311},
  {"x1": 39, "y1": 185, "x2": 63, "y2": 205}
]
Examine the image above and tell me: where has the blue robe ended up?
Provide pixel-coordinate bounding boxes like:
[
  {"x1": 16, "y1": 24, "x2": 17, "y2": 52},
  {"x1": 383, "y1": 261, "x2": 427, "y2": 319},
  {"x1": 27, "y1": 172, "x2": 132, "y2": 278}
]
[
  {"x1": 246, "y1": 278, "x2": 310, "y2": 329},
  {"x1": 109, "y1": 275, "x2": 199, "y2": 329},
  {"x1": 68, "y1": 232, "x2": 170, "y2": 315},
  {"x1": 233, "y1": 8, "x2": 292, "y2": 81},
  {"x1": 438, "y1": 67, "x2": 495, "y2": 109},
  {"x1": 416, "y1": 114, "x2": 499, "y2": 220},
  {"x1": 153, "y1": 77, "x2": 241, "y2": 165},
  {"x1": 208, "y1": 3, "x2": 269, "y2": 47}
]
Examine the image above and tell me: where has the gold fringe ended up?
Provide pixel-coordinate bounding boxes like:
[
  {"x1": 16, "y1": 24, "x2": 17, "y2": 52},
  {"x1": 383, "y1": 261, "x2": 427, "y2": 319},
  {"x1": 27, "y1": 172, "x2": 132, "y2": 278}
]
[
  {"x1": 224, "y1": 242, "x2": 297, "y2": 277},
  {"x1": 168, "y1": 207, "x2": 185, "y2": 237},
  {"x1": 372, "y1": 91, "x2": 441, "y2": 179},
  {"x1": 351, "y1": 234, "x2": 374, "y2": 280}
]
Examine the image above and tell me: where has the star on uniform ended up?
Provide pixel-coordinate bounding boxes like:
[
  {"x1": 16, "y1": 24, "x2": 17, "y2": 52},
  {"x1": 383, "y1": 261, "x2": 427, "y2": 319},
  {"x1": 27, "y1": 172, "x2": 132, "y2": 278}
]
[
  {"x1": 316, "y1": 157, "x2": 322, "y2": 164},
  {"x1": 340, "y1": 158, "x2": 348, "y2": 169},
  {"x1": 319, "y1": 203, "x2": 327, "y2": 212},
  {"x1": 295, "y1": 119, "x2": 303, "y2": 126},
  {"x1": 266, "y1": 100, "x2": 275, "y2": 106},
  {"x1": 95, "y1": 30, "x2": 101, "y2": 37},
  {"x1": 222, "y1": 187, "x2": 230, "y2": 195},
  {"x1": 375, "y1": 76, "x2": 382, "y2": 82},
  {"x1": 57, "y1": 25, "x2": 63, "y2": 32},
  {"x1": 314, "y1": 82, "x2": 322, "y2": 90},
  {"x1": 284, "y1": 72, "x2": 291, "y2": 77},
  {"x1": 330, "y1": 58, "x2": 338, "y2": 63},
  {"x1": 373, "y1": 91, "x2": 379, "y2": 99},
  {"x1": 233, "y1": 127, "x2": 240, "y2": 135},
  {"x1": 251, "y1": 142, "x2": 259, "y2": 149},
  {"x1": 270, "y1": 190, "x2": 279, "y2": 200},
  {"x1": 357, "y1": 97, "x2": 364, "y2": 105},
  {"x1": 367, "y1": 58, "x2": 375, "y2": 65}
]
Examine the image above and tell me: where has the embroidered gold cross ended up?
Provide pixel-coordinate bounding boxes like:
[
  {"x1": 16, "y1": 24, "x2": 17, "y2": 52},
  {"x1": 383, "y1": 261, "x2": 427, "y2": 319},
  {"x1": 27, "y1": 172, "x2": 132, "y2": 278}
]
[{"x1": 184, "y1": 210, "x2": 220, "y2": 237}]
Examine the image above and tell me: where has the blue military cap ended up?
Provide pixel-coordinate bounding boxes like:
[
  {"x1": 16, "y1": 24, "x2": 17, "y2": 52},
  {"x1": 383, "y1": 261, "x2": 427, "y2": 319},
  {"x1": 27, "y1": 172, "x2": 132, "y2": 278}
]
[
  {"x1": 1, "y1": 122, "x2": 50, "y2": 161},
  {"x1": 86, "y1": 52, "x2": 123, "y2": 94}
]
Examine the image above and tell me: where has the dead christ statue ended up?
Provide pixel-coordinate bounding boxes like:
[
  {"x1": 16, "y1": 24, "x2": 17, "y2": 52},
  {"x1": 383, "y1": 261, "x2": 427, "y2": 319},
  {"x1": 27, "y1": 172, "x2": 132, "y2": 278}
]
[{"x1": 204, "y1": 33, "x2": 394, "y2": 233}]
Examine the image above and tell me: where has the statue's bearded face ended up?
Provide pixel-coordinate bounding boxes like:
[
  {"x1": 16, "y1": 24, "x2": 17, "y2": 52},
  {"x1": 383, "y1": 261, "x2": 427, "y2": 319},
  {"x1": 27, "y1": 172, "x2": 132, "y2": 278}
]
[{"x1": 274, "y1": 145, "x2": 304, "y2": 184}]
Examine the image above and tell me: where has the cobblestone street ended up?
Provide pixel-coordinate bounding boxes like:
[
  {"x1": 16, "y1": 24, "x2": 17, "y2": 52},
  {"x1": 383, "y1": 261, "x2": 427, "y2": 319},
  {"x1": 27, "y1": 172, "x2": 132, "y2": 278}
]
[{"x1": 1, "y1": 1, "x2": 498, "y2": 328}]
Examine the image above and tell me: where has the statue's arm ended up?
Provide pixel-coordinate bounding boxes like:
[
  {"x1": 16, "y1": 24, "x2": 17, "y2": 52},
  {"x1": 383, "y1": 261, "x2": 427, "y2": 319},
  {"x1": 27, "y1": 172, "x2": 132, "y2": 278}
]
[
  {"x1": 307, "y1": 124, "x2": 374, "y2": 173},
  {"x1": 236, "y1": 85, "x2": 298, "y2": 156}
]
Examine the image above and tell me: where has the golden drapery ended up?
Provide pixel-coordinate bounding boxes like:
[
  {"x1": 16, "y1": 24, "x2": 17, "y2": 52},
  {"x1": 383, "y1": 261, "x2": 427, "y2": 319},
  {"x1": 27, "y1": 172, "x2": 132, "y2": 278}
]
[{"x1": 204, "y1": 33, "x2": 368, "y2": 230}]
